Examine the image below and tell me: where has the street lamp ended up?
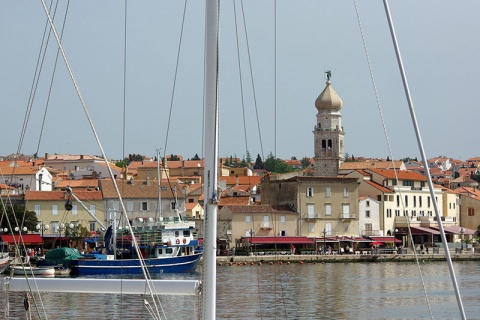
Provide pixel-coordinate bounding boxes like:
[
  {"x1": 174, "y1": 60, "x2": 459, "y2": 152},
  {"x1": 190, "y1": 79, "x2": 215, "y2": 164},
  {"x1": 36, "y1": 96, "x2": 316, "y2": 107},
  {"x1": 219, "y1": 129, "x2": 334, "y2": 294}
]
[
  {"x1": 460, "y1": 228, "x2": 464, "y2": 252},
  {"x1": 36, "y1": 223, "x2": 49, "y2": 255},
  {"x1": 323, "y1": 228, "x2": 327, "y2": 254}
]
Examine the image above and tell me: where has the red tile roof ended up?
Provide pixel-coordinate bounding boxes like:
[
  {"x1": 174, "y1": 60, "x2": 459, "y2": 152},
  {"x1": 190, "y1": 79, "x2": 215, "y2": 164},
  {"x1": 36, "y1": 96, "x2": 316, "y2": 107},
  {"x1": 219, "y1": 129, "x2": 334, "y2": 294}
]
[{"x1": 367, "y1": 169, "x2": 427, "y2": 181}]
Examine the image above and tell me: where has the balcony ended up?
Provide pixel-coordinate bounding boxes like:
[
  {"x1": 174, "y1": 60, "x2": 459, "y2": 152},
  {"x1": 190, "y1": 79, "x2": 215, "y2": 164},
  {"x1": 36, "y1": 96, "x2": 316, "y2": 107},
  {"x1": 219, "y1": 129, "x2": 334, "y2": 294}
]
[
  {"x1": 339, "y1": 213, "x2": 356, "y2": 219},
  {"x1": 304, "y1": 213, "x2": 320, "y2": 220},
  {"x1": 361, "y1": 230, "x2": 381, "y2": 237},
  {"x1": 260, "y1": 222, "x2": 273, "y2": 230}
]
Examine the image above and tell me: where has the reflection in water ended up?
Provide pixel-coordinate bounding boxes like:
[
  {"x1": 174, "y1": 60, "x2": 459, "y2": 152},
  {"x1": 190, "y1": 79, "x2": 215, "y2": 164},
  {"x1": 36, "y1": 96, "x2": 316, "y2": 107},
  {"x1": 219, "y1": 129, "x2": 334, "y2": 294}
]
[{"x1": 3, "y1": 261, "x2": 480, "y2": 319}]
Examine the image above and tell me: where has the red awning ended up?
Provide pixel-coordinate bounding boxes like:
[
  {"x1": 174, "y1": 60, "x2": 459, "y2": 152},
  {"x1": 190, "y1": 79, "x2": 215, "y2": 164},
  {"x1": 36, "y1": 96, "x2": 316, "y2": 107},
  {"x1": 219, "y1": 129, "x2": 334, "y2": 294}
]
[
  {"x1": 409, "y1": 226, "x2": 441, "y2": 235},
  {"x1": 430, "y1": 225, "x2": 476, "y2": 235},
  {"x1": 368, "y1": 236, "x2": 402, "y2": 244},
  {"x1": 1, "y1": 234, "x2": 43, "y2": 245},
  {"x1": 248, "y1": 236, "x2": 314, "y2": 245}
]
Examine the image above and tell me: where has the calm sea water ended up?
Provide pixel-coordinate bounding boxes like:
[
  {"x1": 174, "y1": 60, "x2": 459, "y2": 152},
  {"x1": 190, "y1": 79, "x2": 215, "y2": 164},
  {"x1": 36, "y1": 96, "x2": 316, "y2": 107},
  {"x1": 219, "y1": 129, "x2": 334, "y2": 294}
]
[{"x1": 2, "y1": 261, "x2": 480, "y2": 319}]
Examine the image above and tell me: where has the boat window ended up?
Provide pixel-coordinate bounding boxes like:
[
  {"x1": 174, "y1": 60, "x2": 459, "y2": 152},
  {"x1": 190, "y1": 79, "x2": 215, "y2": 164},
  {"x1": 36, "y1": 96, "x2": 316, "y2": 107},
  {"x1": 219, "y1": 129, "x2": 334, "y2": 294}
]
[
  {"x1": 157, "y1": 248, "x2": 163, "y2": 255},
  {"x1": 166, "y1": 248, "x2": 173, "y2": 254},
  {"x1": 183, "y1": 230, "x2": 190, "y2": 237},
  {"x1": 175, "y1": 231, "x2": 179, "y2": 237}
]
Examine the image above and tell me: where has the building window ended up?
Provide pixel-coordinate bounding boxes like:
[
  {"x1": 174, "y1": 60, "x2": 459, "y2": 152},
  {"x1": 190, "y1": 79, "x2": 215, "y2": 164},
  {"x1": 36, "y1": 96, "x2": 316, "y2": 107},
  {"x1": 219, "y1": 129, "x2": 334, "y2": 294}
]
[
  {"x1": 51, "y1": 222, "x2": 59, "y2": 233},
  {"x1": 366, "y1": 200, "x2": 370, "y2": 207},
  {"x1": 307, "y1": 204, "x2": 315, "y2": 218},
  {"x1": 309, "y1": 223, "x2": 315, "y2": 233},
  {"x1": 402, "y1": 181, "x2": 413, "y2": 187},
  {"x1": 171, "y1": 202, "x2": 176, "y2": 210},
  {"x1": 377, "y1": 195, "x2": 382, "y2": 202},
  {"x1": 427, "y1": 196, "x2": 431, "y2": 208},
  {"x1": 468, "y1": 208, "x2": 474, "y2": 216},
  {"x1": 34, "y1": 205, "x2": 41, "y2": 216},
  {"x1": 325, "y1": 204, "x2": 332, "y2": 216},
  {"x1": 396, "y1": 195, "x2": 400, "y2": 207},
  {"x1": 72, "y1": 205, "x2": 78, "y2": 215},
  {"x1": 365, "y1": 210, "x2": 370, "y2": 218},
  {"x1": 280, "y1": 215, "x2": 286, "y2": 223},
  {"x1": 141, "y1": 201, "x2": 148, "y2": 211},
  {"x1": 126, "y1": 201, "x2": 134, "y2": 212},
  {"x1": 306, "y1": 187, "x2": 313, "y2": 197},
  {"x1": 325, "y1": 223, "x2": 332, "y2": 236},
  {"x1": 413, "y1": 196, "x2": 417, "y2": 207},
  {"x1": 343, "y1": 188, "x2": 349, "y2": 197},
  {"x1": 89, "y1": 222, "x2": 96, "y2": 232},
  {"x1": 342, "y1": 204, "x2": 350, "y2": 218},
  {"x1": 325, "y1": 187, "x2": 331, "y2": 198},
  {"x1": 245, "y1": 215, "x2": 251, "y2": 223},
  {"x1": 419, "y1": 196, "x2": 422, "y2": 208},
  {"x1": 89, "y1": 205, "x2": 96, "y2": 216},
  {"x1": 280, "y1": 230, "x2": 287, "y2": 236},
  {"x1": 405, "y1": 195, "x2": 408, "y2": 207},
  {"x1": 189, "y1": 198, "x2": 194, "y2": 203},
  {"x1": 52, "y1": 204, "x2": 58, "y2": 215}
]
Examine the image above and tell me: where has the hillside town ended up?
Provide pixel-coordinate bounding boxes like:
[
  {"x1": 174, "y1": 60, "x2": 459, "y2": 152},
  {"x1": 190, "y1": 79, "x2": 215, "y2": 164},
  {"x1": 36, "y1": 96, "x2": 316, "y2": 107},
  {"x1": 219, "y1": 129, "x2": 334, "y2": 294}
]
[{"x1": 1, "y1": 80, "x2": 479, "y2": 256}]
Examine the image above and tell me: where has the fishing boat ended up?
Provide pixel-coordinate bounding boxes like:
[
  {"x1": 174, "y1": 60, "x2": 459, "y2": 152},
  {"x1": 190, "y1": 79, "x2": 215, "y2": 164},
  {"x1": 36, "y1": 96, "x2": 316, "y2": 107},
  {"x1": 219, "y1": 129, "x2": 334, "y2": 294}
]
[{"x1": 69, "y1": 221, "x2": 201, "y2": 276}]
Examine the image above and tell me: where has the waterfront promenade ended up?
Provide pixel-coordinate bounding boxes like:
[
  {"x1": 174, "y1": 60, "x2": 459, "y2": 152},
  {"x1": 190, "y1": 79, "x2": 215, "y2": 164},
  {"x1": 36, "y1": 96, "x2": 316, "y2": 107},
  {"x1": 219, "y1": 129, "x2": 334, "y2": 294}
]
[{"x1": 216, "y1": 252, "x2": 480, "y2": 264}]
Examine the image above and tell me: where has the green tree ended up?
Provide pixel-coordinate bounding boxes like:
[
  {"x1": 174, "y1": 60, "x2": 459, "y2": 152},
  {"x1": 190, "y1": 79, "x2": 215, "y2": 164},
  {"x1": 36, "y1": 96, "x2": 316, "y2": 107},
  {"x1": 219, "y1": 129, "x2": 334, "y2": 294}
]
[
  {"x1": 291, "y1": 156, "x2": 297, "y2": 160},
  {"x1": 301, "y1": 157, "x2": 311, "y2": 168},
  {"x1": 245, "y1": 151, "x2": 252, "y2": 164},
  {"x1": 115, "y1": 160, "x2": 127, "y2": 168},
  {"x1": 169, "y1": 154, "x2": 181, "y2": 161},
  {"x1": 254, "y1": 154, "x2": 264, "y2": 170},
  {"x1": 0, "y1": 204, "x2": 37, "y2": 233},
  {"x1": 264, "y1": 152, "x2": 294, "y2": 174},
  {"x1": 192, "y1": 153, "x2": 201, "y2": 160}
]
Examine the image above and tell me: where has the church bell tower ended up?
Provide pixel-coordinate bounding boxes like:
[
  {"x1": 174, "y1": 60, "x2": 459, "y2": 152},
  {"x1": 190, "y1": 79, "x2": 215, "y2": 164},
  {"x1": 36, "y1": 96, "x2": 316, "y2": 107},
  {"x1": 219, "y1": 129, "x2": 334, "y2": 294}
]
[{"x1": 313, "y1": 73, "x2": 345, "y2": 176}]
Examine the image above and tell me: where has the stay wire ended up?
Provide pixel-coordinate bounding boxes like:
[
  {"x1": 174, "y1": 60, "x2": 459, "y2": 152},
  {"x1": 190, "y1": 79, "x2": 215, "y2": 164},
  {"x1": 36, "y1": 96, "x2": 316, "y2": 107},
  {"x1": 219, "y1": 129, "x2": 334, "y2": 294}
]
[
  {"x1": 232, "y1": 0, "x2": 249, "y2": 160},
  {"x1": 162, "y1": 0, "x2": 188, "y2": 159},
  {"x1": 38, "y1": 1, "x2": 164, "y2": 318},
  {"x1": 35, "y1": 0, "x2": 70, "y2": 158},
  {"x1": 353, "y1": 2, "x2": 434, "y2": 318},
  {"x1": 239, "y1": 0, "x2": 265, "y2": 162}
]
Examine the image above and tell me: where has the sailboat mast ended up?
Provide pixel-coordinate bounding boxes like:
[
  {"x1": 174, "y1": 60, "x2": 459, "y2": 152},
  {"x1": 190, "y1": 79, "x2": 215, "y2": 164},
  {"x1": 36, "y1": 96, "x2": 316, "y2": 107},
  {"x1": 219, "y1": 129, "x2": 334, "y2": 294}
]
[
  {"x1": 203, "y1": 0, "x2": 219, "y2": 319},
  {"x1": 157, "y1": 148, "x2": 162, "y2": 220},
  {"x1": 383, "y1": 1, "x2": 466, "y2": 319}
]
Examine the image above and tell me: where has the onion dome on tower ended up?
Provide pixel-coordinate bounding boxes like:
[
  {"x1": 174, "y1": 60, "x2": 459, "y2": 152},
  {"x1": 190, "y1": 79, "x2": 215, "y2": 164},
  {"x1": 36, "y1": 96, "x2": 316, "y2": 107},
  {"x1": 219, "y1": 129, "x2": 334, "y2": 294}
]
[{"x1": 313, "y1": 70, "x2": 345, "y2": 176}]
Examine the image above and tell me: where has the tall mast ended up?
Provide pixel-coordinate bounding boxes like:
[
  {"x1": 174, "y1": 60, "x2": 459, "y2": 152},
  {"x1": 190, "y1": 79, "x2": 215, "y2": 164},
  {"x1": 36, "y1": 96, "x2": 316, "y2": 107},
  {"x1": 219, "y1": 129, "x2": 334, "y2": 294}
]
[{"x1": 203, "y1": 0, "x2": 219, "y2": 319}]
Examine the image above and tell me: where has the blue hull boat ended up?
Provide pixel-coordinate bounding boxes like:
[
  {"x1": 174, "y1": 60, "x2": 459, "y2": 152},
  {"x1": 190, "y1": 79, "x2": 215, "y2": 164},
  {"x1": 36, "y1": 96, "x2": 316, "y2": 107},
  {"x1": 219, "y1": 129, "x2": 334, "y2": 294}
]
[{"x1": 69, "y1": 252, "x2": 202, "y2": 276}]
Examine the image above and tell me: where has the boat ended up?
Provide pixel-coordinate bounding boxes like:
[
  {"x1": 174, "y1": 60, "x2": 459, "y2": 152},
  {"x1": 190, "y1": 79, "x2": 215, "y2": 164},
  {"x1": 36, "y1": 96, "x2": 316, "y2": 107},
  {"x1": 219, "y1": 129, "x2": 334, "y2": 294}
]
[
  {"x1": 11, "y1": 265, "x2": 55, "y2": 276},
  {"x1": 68, "y1": 221, "x2": 202, "y2": 276}
]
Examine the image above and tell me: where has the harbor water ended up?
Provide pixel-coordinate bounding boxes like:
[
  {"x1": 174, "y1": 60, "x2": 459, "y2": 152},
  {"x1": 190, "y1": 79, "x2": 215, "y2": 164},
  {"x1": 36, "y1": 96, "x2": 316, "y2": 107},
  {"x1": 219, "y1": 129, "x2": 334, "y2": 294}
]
[{"x1": 2, "y1": 261, "x2": 480, "y2": 319}]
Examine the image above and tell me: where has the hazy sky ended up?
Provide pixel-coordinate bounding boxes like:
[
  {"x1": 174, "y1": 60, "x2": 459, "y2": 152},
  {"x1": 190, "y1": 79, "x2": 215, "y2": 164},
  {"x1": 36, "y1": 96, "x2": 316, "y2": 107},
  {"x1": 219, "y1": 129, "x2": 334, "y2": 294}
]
[{"x1": 1, "y1": 1, "x2": 479, "y2": 162}]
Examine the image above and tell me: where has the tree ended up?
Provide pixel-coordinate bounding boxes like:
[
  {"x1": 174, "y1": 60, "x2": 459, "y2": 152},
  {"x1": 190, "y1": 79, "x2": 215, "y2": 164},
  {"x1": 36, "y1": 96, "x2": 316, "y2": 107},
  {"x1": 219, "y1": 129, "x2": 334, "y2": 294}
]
[
  {"x1": 192, "y1": 153, "x2": 201, "y2": 160},
  {"x1": 291, "y1": 156, "x2": 297, "y2": 160},
  {"x1": 65, "y1": 224, "x2": 91, "y2": 248},
  {"x1": 254, "y1": 154, "x2": 264, "y2": 170},
  {"x1": 264, "y1": 152, "x2": 294, "y2": 174},
  {"x1": 169, "y1": 154, "x2": 181, "y2": 161},
  {"x1": 245, "y1": 151, "x2": 252, "y2": 164},
  {"x1": 0, "y1": 204, "x2": 37, "y2": 233},
  {"x1": 301, "y1": 157, "x2": 311, "y2": 168}
]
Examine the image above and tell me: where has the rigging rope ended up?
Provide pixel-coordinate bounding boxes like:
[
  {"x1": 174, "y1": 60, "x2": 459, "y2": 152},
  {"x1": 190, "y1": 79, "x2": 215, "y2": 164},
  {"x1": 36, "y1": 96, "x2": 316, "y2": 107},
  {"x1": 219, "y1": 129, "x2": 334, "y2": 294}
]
[{"x1": 352, "y1": 1, "x2": 434, "y2": 318}]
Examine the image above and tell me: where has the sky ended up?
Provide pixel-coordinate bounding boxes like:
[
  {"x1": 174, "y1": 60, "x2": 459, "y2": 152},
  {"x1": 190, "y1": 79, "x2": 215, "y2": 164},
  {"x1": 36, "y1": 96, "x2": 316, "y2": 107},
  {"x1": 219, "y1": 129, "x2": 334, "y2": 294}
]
[{"x1": 1, "y1": 1, "x2": 479, "y2": 163}]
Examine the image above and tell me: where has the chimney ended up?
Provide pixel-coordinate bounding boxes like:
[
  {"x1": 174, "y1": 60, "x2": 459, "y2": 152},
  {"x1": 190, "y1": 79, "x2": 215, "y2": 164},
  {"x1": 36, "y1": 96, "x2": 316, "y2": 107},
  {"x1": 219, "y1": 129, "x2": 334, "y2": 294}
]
[
  {"x1": 130, "y1": 177, "x2": 134, "y2": 185},
  {"x1": 146, "y1": 177, "x2": 150, "y2": 186}
]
